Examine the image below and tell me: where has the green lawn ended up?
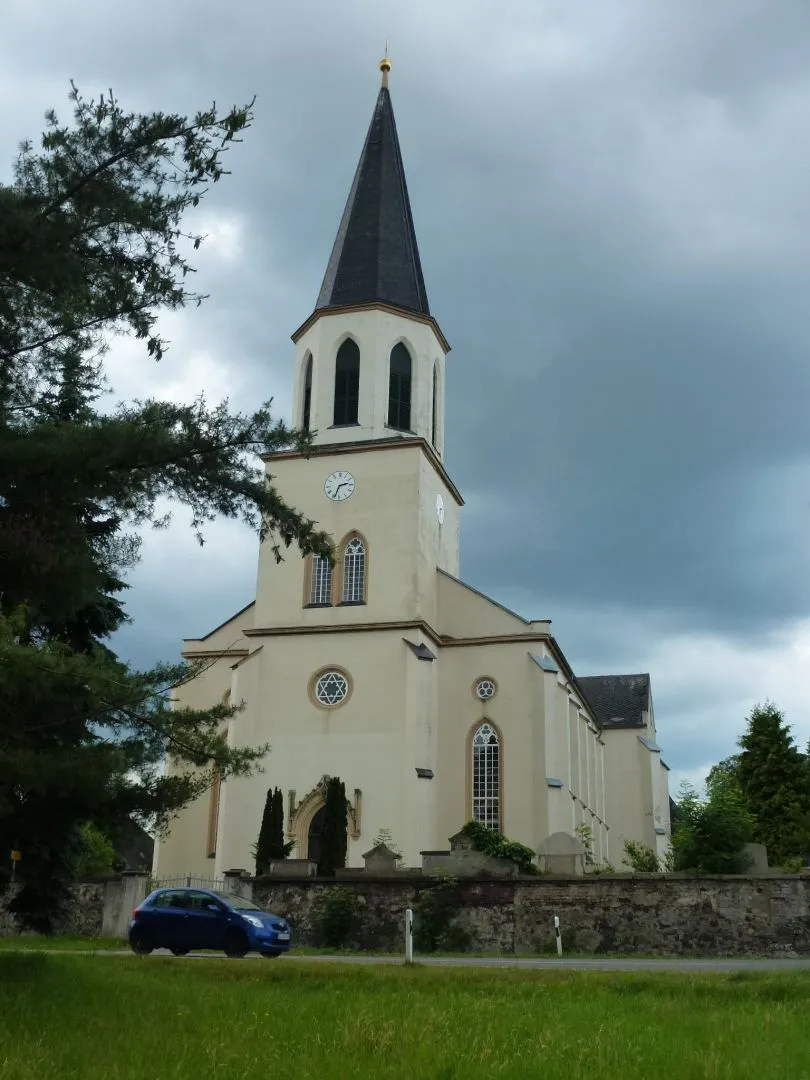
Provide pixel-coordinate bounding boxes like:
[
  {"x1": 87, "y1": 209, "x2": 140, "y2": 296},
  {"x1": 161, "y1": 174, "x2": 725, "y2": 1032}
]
[
  {"x1": 0, "y1": 934, "x2": 126, "y2": 951},
  {"x1": 1, "y1": 955, "x2": 810, "y2": 1079}
]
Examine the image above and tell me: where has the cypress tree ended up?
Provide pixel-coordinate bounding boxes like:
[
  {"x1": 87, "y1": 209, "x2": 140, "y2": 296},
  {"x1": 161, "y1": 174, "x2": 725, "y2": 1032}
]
[
  {"x1": 319, "y1": 778, "x2": 348, "y2": 877},
  {"x1": 254, "y1": 787, "x2": 288, "y2": 874},
  {"x1": 270, "y1": 788, "x2": 286, "y2": 859},
  {"x1": 254, "y1": 789, "x2": 274, "y2": 876}
]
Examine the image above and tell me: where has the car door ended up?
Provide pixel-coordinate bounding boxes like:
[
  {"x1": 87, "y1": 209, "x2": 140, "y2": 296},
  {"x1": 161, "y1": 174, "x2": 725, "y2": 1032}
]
[
  {"x1": 147, "y1": 890, "x2": 193, "y2": 949},
  {"x1": 182, "y1": 890, "x2": 227, "y2": 950}
]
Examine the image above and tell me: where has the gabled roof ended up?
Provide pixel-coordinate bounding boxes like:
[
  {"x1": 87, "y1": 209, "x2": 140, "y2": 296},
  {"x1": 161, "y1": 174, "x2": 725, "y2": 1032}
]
[
  {"x1": 577, "y1": 673, "x2": 651, "y2": 729},
  {"x1": 316, "y1": 84, "x2": 430, "y2": 317}
]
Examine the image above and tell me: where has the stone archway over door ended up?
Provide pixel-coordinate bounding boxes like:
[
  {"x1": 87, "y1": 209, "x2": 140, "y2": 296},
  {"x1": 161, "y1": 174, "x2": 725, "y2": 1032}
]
[{"x1": 288, "y1": 776, "x2": 363, "y2": 859}]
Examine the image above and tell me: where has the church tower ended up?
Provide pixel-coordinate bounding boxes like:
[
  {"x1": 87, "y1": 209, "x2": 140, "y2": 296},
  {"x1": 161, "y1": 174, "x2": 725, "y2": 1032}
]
[{"x1": 253, "y1": 57, "x2": 462, "y2": 632}]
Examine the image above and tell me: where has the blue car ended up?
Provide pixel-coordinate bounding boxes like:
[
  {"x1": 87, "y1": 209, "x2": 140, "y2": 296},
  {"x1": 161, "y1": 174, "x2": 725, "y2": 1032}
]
[{"x1": 129, "y1": 887, "x2": 292, "y2": 958}]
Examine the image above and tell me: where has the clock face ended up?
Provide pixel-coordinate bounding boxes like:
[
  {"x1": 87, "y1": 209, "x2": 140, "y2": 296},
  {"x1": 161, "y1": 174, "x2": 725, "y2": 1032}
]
[
  {"x1": 436, "y1": 494, "x2": 445, "y2": 525},
  {"x1": 324, "y1": 470, "x2": 355, "y2": 501}
]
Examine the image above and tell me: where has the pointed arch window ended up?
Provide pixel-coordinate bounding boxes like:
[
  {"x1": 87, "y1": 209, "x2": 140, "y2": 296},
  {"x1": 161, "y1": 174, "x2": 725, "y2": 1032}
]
[
  {"x1": 341, "y1": 535, "x2": 366, "y2": 604},
  {"x1": 334, "y1": 339, "x2": 360, "y2": 426},
  {"x1": 472, "y1": 722, "x2": 501, "y2": 830},
  {"x1": 431, "y1": 362, "x2": 439, "y2": 446},
  {"x1": 302, "y1": 353, "x2": 313, "y2": 432},
  {"x1": 309, "y1": 555, "x2": 333, "y2": 606},
  {"x1": 388, "y1": 343, "x2": 412, "y2": 431}
]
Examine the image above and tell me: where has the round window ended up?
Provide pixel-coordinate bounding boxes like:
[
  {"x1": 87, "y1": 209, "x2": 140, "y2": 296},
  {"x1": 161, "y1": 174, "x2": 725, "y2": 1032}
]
[
  {"x1": 475, "y1": 678, "x2": 497, "y2": 701},
  {"x1": 313, "y1": 670, "x2": 350, "y2": 707}
]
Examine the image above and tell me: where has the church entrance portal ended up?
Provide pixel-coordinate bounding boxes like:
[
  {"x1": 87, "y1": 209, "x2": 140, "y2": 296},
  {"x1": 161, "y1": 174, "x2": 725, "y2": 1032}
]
[{"x1": 307, "y1": 807, "x2": 326, "y2": 871}]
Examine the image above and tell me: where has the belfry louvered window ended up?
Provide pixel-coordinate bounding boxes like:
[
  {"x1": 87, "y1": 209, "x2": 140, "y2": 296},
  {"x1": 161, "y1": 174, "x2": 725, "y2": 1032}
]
[
  {"x1": 387, "y1": 343, "x2": 412, "y2": 431},
  {"x1": 334, "y1": 340, "x2": 360, "y2": 426},
  {"x1": 302, "y1": 353, "x2": 313, "y2": 431},
  {"x1": 342, "y1": 536, "x2": 366, "y2": 603},
  {"x1": 472, "y1": 723, "x2": 501, "y2": 829}
]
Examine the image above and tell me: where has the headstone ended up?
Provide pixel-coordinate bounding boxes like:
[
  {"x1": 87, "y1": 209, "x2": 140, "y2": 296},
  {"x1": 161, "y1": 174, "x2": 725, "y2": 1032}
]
[
  {"x1": 537, "y1": 832, "x2": 586, "y2": 876},
  {"x1": 742, "y1": 843, "x2": 769, "y2": 873},
  {"x1": 448, "y1": 830, "x2": 475, "y2": 852},
  {"x1": 265, "y1": 859, "x2": 318, "y2": 878},
  {"x1": 362, "y1": 843, "x2": 400, "y2": 874}
]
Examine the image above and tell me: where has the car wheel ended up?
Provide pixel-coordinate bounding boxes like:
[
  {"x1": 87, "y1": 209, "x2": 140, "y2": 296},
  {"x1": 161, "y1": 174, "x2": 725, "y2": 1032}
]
[
  {"x1": 129, "y1": 929, "x2": 154, "y2": 955},
  {"x1": 261, "y1": 950, "x2": 282, "y2": 959},
  {"x1": 170, "y1": 948, "x2": 190, "y2": 957},
  {"x1": 223, "y1": 930, "x2": 249, "y2": 958}
]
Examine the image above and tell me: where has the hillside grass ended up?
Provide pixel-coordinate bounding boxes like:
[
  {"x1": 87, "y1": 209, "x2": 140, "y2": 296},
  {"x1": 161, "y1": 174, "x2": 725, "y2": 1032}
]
[{"x1": 2, "y1": 954, "x2": 810, "y2": 1078}]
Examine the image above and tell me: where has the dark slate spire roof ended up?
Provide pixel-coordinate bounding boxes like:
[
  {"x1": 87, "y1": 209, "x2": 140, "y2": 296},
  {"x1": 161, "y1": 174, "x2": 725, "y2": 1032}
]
[
  {"x1": 578, "y1": 674, "x2": 651, "y2": 729},
  {"x1": 316, "y1": 85, "x2": 430, "y2": 317}
]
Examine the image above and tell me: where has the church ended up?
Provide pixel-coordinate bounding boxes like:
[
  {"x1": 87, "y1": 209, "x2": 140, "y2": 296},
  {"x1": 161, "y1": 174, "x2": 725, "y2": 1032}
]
[{"x1": 153, "y1": 59, "x2": 671, "y2": 879}]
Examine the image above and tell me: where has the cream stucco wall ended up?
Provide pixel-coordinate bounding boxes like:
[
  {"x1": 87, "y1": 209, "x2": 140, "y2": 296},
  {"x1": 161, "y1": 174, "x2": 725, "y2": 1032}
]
[
  {"x1": 253, "y1": 442, "x2": 460, "y2": 631},
  {"x1": 213, "y1": 627, "x2": 447, "y2": 873},
  {"x1": 293, "y1": 307, "x2": 447, "y2": 456}
]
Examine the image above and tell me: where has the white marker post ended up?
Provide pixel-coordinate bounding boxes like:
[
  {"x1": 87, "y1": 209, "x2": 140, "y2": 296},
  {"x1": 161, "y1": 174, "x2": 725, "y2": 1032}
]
[
  {"x1": 554, "y1": 915, "x2": 563, "y2": 957},
  {"x1": 404, "y1": 907, "x2": 414, "y2": 963}
]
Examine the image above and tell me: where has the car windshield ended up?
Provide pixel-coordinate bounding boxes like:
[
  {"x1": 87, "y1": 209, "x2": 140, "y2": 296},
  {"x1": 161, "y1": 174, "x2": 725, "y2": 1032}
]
[{"x1": 212, "y1": 891, "x2": 264, "y2": 912}]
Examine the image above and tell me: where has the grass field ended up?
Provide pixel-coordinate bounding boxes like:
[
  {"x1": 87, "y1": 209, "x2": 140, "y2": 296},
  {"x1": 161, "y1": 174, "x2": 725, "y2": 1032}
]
[
  {"x1": 2, "y1": 954, "x2": 810, "y2": 1079},
  {"x1": 0, "y1": 934, "x2": 127, "y2": 951}
]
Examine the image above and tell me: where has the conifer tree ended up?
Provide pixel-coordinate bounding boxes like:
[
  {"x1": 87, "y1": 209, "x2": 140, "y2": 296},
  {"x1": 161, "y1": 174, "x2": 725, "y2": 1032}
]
[
  {"x1": 319, "y1": 778, "x2": 348, "y2": 877},
  {"x1": 736, "y1": 703, "x2": 810, "y2": 863},
  {"x1": 0, "y1": 84, "x2": 332, "y2": 928},
  {"x1": 253, "y1": 787, "x2": 289, "y2": 874},
  {"x1": 270, "y1": 788, "x2": 287, "y2": 859}
]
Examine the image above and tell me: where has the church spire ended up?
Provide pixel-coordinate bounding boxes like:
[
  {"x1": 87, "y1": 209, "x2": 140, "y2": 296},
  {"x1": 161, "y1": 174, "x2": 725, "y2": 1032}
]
[{"x1": 315, "y1": 57, "x2": 430, "y2": 317}]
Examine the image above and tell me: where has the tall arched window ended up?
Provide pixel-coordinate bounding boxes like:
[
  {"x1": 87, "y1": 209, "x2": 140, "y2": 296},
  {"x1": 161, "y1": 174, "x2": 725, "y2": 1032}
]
[
  {"x1": 207, "y1": 706, "x2": 228, "y2": 858},
  {"x1": 302, "y1": 352, "x2": 313, "y2": 432},
  {"x1": 341, "y1": 535, "x2": 366, "y2": 604},
  {"x1": 387, "y1": 343, "x2": 412, "y2": 431},
  {"x1": 309, "y1": 555, "x2": 333, "y2": 606},
  {"x1": 431, "y1": 362, "x2": 439, "y2": 446},
  {"x1": 472, "y1": 722, "x2": 501, "y2": 829},
  {"x1": 207, "y1": 765, "x2": 221, "y2": 858},
  {"x1": 333, "y1": 339, "x2": 360, "y2": 426}
]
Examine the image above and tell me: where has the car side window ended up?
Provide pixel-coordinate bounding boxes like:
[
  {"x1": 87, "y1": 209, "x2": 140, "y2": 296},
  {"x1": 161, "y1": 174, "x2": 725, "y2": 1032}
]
[
  {"x1": 187, "y1": 891, "x2": 220, "y2": 912},
  {"x1": 153, "y1": 890, "x2": 185, "y2": 909}
]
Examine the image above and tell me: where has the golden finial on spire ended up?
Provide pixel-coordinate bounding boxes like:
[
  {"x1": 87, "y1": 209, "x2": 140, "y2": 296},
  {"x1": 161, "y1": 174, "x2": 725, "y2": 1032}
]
[{"x1": 379, "y1": 41, "x2": 391, "y2": 88}]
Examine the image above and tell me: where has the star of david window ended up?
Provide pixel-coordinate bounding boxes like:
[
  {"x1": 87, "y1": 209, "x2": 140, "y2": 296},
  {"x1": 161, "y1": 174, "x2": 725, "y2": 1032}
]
[{"x1": 313, "y1": 670, "x2": 350, "y2": 707}]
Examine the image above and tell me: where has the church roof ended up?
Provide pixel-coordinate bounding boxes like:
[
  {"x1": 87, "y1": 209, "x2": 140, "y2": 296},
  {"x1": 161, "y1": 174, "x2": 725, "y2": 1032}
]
[
  {"x1": 315, "y1": 82, "x2": 430, "y2": 317},
  {"x1": 578, "y1": 673, "x2": 651, "y2": 729}
]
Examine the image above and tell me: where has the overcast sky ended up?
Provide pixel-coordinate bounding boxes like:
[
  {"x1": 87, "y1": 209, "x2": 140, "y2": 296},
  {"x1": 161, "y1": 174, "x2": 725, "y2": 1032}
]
[{"x1": 4, "y1": 0, "x2": 809, "y2": 793}]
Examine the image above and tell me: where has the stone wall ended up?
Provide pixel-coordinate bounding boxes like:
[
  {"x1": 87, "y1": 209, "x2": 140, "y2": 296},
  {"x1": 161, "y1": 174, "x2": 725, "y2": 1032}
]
[
  {"x1": 0, "y1": 875, "x2": 147, "y2": 939},
  {"x1": 0, "y1": 880, "x2": 108, "y2": 937},
  {"x1": 4, "y1": 872, "x2": 810, "y2": 957},
  {"x1": 252, "y1": 873, "x2": 810, "y2": 957}
]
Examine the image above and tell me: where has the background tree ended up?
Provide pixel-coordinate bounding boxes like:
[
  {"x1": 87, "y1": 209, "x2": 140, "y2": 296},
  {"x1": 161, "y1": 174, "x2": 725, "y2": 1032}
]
[
  {"x1": 736, "y1": 703, "x2": 810, "y2": 864},
  {"x1": 0, "y1": 85, "x2": 332, "y2": 929},
  {"x1": 319, "y1": 778, "x2": 348, "y2": 877},
  {"x1": 74, "y1": 823, "x2": 118, "y2": 880},
  {"x1": 671, "y1": 775, "x2": 753, "y2": 874}
]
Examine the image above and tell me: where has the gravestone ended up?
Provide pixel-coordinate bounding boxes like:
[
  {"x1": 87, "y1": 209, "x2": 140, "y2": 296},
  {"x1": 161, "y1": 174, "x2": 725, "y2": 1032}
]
[{"x1": 537, "y1": 832, "x2": 586, "y2": 876}]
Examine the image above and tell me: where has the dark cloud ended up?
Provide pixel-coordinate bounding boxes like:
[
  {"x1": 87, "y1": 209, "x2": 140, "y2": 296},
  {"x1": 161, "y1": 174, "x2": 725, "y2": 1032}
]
[{"x1": 4, "y1": 0, "x2": 810, "y2": 783}]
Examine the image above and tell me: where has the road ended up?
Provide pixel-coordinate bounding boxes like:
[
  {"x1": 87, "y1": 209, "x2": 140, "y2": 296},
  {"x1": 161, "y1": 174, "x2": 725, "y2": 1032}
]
[{"x1": 57, "y1": 949, "x2": 810, "y2": 973}]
